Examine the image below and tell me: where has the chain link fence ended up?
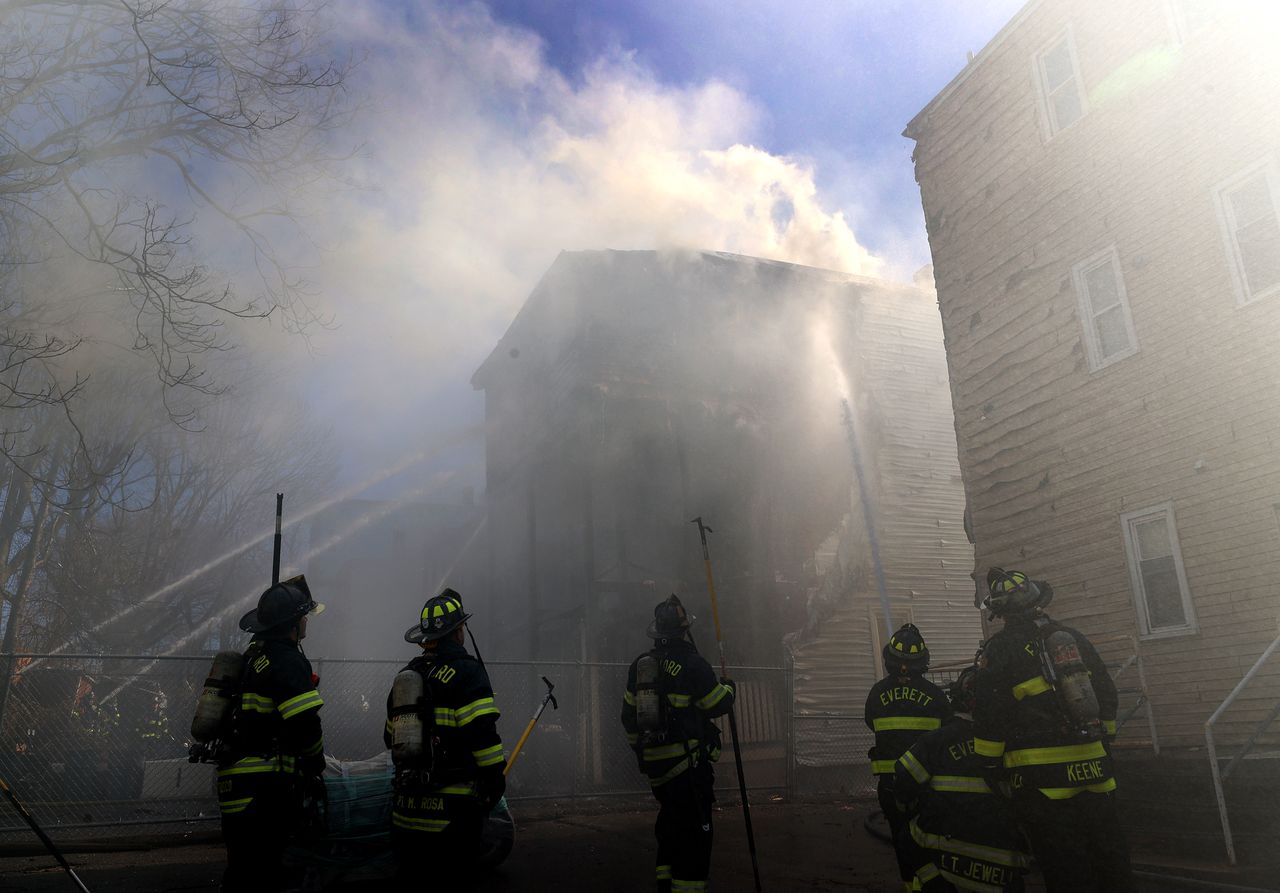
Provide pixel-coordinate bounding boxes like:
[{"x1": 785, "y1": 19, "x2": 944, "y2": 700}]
[{"x1": 0, "y1": 653, "x2": 793, "y2": 844}]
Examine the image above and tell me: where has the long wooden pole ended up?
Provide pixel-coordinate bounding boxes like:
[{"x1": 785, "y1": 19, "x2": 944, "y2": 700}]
[{"x1": 691, "y1": 517, "x2": 762, "y2": 892}]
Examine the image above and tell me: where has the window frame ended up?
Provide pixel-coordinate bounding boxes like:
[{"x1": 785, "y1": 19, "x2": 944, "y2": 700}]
[
  {"x1": 1120, "y1": 502, "x2": 1198, "y2": 640},
  {"x1": 1032, "y1": 26, "x2": 1088, "y2": 140},
  {"x1": 1212, "y1": 158, "x2": 1280, "y2": 307},
  {"x1": 1071, "y1": 246, "x2": 1140, "y2": 371}
]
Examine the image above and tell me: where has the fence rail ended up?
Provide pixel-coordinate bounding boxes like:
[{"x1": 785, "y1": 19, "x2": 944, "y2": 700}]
[{"x1": 0, "y1": 652, "x2": 795, "y2": 843}]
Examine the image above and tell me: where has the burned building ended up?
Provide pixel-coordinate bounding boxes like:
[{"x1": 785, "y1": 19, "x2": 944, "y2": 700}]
[{"x1": 472, "y1": 249, "x2": 980, "y2": 705}]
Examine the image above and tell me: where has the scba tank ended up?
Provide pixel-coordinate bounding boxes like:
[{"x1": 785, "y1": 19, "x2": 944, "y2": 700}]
[
  {"x1": 190, "y1": 650, "x2": 245, "y2": 743},
  {"x1": 390, "y1": 668, "x2": 425, "y2": 765},
  {"x1": 1045, "y1": 629, "x2": 1102, "y2": 739}
]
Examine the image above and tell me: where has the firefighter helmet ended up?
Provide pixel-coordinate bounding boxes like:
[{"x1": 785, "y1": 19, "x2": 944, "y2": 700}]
[
  {"x1": 405, "y1": 588, "x2": 472, "y2": 644},
  {"x1": 948, "y1": 665, "x2": 979, "y2": 714},
  {"x1": 984, "y1": 567, "x2": 1053, "y2": 616},
  {"x1": 647, "y1": 594, "x2": 694, "y2": 640},
  {"x1": 239, "y1": 575, "x2": 323, "y2": 633},
  {"x1": 883, "y1": 623, "x2": 929, "y2": 673}
]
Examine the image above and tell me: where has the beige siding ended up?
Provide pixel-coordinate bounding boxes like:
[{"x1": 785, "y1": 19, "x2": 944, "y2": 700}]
[{"x1": 909, "y1": 0, "x2": 1280, "y2": 747}]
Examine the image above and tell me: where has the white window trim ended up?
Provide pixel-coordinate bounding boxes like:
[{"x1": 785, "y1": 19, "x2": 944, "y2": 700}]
[
  {"x1": 1032, "y1": 26, "x2": 1088, "y2": 141},
  {"x1": 1071, "y1": 246, "x2": 1140, "y2": 372},
  {"x1": 1120, "y1": 502, "x2": 1198, "y2": 640},
  {"x1": 1212, "y1": 158, "x2": 1280, "y2": 307}
]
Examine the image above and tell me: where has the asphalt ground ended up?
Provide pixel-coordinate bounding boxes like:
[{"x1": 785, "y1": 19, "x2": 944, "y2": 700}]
[{"x1": 0, "y1": 798, "x2": 1268, "y2": 892}]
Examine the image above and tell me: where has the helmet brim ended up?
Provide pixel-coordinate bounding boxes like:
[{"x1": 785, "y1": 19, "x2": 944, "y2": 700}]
[
  {"x1": 405, "y1": 611, "x2": 471, "y2": 644},
  {"x1": 238, "y1": 600, "x2": 325, "y2": 634}
]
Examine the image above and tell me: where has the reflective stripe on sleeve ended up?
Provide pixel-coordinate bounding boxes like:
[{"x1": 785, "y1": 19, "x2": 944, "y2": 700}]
[
  {"x1": 278, "y1": 690, "x2": 324, "y2": 719},
  {"x1": 871, "y1": 759, "x2": 898, "y2": 775},
  {"x1": 1012, "y1": 675, "x2": 1053, "y2": 700},
  {"x1": 873, "y1": 716, "x2": 942, "y2": 733},
  {"x1": 623, "y1": 690, "x2": 636, "y2": 706},
  {"x1": 672, "y1": 880, "x2": 708, "y2": 892},
  {"x1": 240, "y1": 693, "x2": 276, "y2": 714},
  {"x1": 666, "y1": 693, "x2": 692, "y2": 708},
  {"x1": 219, "y1": 797, "x2": 253, "y2": 814},
  {"x1": 656, "y1": 865, "x2": 673, "y2": 881},
  {"x1": 300, "y1": 737, "x2": 324, "y2": 757},
  {"x1": 1003, "y1": 741, "x2": 1106, "y2": 768},
  {"x1": 625, "y1": 732, "x2": 639, "y2": 745},
  {"x1": 696, "y1": 683, "x2": 732, "y2": 711},
  {"x1": 473, "y1": 743, "x2": 505, "y2": 767},
  {"x1": 454, "y1": 696, "x2": 499, "y2": 727},
  {"x1": 1103, "y1": 718, "x2": 1117, "y2": 735},
  {"x1": 899, "y1": 750, "x2": 931, "y2": 784},
  {"x1": 973, "y1": 738, "x2": 1005, "y2": 758}
]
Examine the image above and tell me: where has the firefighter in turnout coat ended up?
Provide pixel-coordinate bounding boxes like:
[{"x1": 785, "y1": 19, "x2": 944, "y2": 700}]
[
  {"x1": 895, "y1": 665, "x2": 1029, "y2": 892},
  {"x1": 974, "y1": 569, "x2": 1135, "y2": 892},
  {"x1": 219, "y1": 576, "x2": 326, "y2": 892},
  {"x1": 622, "y1": 595, "x2": 735, "y2": 893},
  {"x1": 864, "y1": 623, "x2": 952, "y2": 892},
  {"x1": 384, "y1": 589, "x2": 505, "y2": 891}
]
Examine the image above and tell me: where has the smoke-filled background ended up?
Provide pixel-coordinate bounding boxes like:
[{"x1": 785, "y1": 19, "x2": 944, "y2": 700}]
[{"x1": 0, "y1": 0, "x2": 1020, "y2": 664}]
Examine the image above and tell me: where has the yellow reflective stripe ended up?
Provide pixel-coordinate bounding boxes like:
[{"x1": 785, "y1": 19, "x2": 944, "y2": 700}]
[
  {"x1": 392, "y1": 813, "x2": 450, "y2": 832},
  {"x1": 871, "y1": 759, "x2": 897, "y2": 774},
  {"x1": 656, "y1": 865, "x2": 673, "y2": 881},
  {"x1": 1003, "y1": 741, "x2": 1106, "y2": 767},
  {"x1": 916, "y1": 863, "x2": 940, "y2": 884},
  {"x1": 1103, "y1": 719, "x2": 1117, "y2": 735},
  {"x1": 1012, "y1": 676, "x2": 1052, "y2": 701},
  {"x1": 666, "y1": 692, "x2": 692, "y2": 708},
  {"x1": 643, "y1": 739, "x2": 700, "y2": 761},
  {"x1": 436, "y1": 783, "x2": 477, "y2": 795},
  {"x1": 873, "y1": 716, "x2": 942, "y2": 732},
  {"x1": 899, "y1": 751, "x2": 931, "y2": 784},
  {"x1": 217, "y1": 755, "x2": 297, "y2": 776},
  {"x1": 384, "y1": 719, "x2": 394, "y2": 735},
  {"x1": 473, "y1": 744, "x2": 505, "y2": 767},
  {"x1": 278, "y1": 690, "x2": 324, "y2": 719},
  {"x1": 240, "y1": 693, "x2": 276, "y2": 714},
  {"x1": 454, "y1": 697, "x2": 499, "y2": 727},
  {"x1": 672, "y1": 881, "x2": 707, "y2": 892},
  {"x1": 910, "y1": 820, "x2": 1029, "y2": 867},
  {"x1": 649, "y1": 757, "x2": 692, "y2": 786},
  {"x1": 974, "y1": 738, "x2": 1005, "y2": 758},
  {"x1": 219, "y1": 797, "x2": 253, "y2": 814},
  {"x1": 625, "y1": 732, "x2": 639, "y2": 744},
  {"x1": 930, "y1": 774, "x2": 992, "y2": 794},
  {"x1": 1038, "y1": 778, "x2": 1117, "y2": 799},
  {"x1": 623, "y1": 690, "x2": 636, "y2": 706},
  {"x1": 696, "y1": 683, "x2": 732, "y2": 711},
  {"x1": 300, "y1": 737, "x2": 324, "y2": 757}
]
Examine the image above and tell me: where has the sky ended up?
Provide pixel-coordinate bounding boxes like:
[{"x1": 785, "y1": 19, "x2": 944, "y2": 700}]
[{"x1": 285, "y1": 0, "x2": 1030, "y2": 493}]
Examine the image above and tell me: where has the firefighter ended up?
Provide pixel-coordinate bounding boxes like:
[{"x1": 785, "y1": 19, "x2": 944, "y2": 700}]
[
  {"x1": 384, "y1": 589, "x2": 505, "y2": 892},
  {"x1": 974, "y1": 568, "x2": 1136, "y2": 892},
  {"x1": 218, "y1": 575, "x2": 326, "y2": 892},
  {"x1": 864, "y1": 623, "x2": 952, "y2": 892},
  {"x1": 621, "y1": 594, "x2": 735, "y2": 893},
  {"x1": 895, "y1": 664, "x2": 1029, "y2": 892}
]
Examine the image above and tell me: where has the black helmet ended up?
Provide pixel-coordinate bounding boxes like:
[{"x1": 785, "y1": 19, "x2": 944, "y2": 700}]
[
  {"x1": 948, "y1": 665, "x2": 979, "y2": 714},
  {"x1": 405, "y1": 588, "x2": 471, "y2": 644},
  {"x1": 239, "y1": 575, "x2": 323, "y2": 633},
  {"x1": 985, "y1": 567, "x2": 1053, "y2": 616},
  {"x1": 647, "y1": 594, "x2": 694, "y2": 640},
  {"x1": 883, "y1": 623, "x2": 929, "y2": 673}
]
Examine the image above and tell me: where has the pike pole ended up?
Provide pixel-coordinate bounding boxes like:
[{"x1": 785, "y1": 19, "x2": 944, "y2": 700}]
[
  {"x1": 504, "y1": 676, "x2": 557, "y2": 776},
  {"x1": 271, "y1": 493, "x2": 284, "y2": 586},
  {"x1": 0, "y1": 775, "x2": 91, "y2": 892},
  {"x1": 691, "y1": 517, "x2": 762, "y2": 892}
]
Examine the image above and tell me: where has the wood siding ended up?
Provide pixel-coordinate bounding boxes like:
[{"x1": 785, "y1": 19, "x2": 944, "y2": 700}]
[{"x1": 908, "y1": 0, "x2": 1280, "y2": 748}]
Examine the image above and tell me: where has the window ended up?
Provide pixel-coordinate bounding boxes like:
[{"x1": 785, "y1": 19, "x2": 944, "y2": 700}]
[
  {"x1": 1034, "y1": 29, "x2": 1087, "y2": 137},
  {"x1": 1072, "y1": 247, "x2": 1139, "y2": 370},
  {"x1": 1214, "y1": 160, "x2": 1280, "y2": 305},
  {"x1": 1121, "y1": 503, "x2": 1197, "y2": 638}
]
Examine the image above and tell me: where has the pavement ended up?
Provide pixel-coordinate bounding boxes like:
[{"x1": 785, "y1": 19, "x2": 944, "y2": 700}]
[{"x1": 0, "y1": 798, "x2": 1269, "y2": 891}]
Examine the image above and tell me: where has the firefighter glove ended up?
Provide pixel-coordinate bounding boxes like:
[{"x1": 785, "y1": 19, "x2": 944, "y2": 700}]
[{"x1": 476, "y1": 766, "x2": 506, "y2": 812}]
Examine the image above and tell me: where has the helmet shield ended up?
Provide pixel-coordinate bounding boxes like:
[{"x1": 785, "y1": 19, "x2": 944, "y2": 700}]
[
  {"x1": 647, "y1": 594, "x2": 694, "y2": 639},
  {"x1": 406, "y1": 588, "x2": 472, "y2": 643},
  {"x1": 239, "y1": 575, "x2": 324, "y2": 634}
]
